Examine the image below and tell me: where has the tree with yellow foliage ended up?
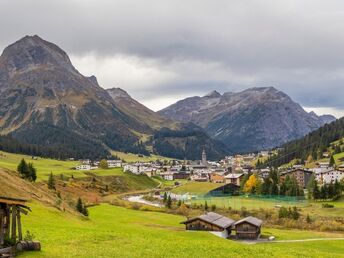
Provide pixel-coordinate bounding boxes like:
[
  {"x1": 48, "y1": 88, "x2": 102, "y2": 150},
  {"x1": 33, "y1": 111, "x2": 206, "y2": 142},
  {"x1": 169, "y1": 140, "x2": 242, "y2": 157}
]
[{"x1": 244, "y1": 174, "x2": 258, "y2": 194}]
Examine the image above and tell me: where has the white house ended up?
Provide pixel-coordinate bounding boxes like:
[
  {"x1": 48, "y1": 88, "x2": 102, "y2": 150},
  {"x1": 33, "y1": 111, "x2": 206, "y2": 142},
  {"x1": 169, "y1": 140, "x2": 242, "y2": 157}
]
[
  {"x1": 76, "y1": 164, "x2": 91, "y2": 170},
  {"x1": 160, "y1": 171, "x2": 174, "y2": 181},
  {"x1": 315, "y1": 169, "x2": 344, "y2": 184},
  {"x1": 124, "y1": 164, "x2": 142, "y2": 175},
  {"x1": 107, "y1": 160, "x2": 122, "y2": 168}
]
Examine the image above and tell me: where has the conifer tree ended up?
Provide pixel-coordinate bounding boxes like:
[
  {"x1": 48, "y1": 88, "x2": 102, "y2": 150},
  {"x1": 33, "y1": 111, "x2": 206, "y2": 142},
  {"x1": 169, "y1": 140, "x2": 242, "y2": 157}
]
[
  {"x1": 166, "y1": 195, "x2": 172, "y2": 209},
  {"x1": 329, "y1": 155, "x2": 335, "y2": 167},
  {"x1": 48, "y1": 172, "x2": 55, "y2": 190},
  {"x1": 76, "y1": 198, "x2": 83, "y2": 213}
]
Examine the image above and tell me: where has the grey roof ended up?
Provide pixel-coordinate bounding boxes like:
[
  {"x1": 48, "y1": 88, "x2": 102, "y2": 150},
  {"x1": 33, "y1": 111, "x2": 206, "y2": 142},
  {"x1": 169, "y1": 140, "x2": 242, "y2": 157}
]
[
  {"x1": 234, "y1": 216, "x2": 263, "y2": 227},
  {"x1": 183, "y1": 212, "x2": 235, "y2": 229}
]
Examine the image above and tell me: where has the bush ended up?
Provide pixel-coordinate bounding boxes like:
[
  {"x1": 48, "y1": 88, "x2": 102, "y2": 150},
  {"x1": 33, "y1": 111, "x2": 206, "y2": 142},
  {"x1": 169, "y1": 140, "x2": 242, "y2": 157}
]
[
  {"x1": 322, "y1": 203, "x2": 334, "y2": 208},
  {"x1": 24, "y1": 231, "x2": 35, "y2": 241}
]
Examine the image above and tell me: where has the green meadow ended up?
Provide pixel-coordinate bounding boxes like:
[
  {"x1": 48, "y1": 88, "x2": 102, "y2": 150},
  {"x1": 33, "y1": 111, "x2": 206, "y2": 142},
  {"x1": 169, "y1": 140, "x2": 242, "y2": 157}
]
[
  {"x1": 172, "y1": 181, "x2": 225, "y2": 195},
  {"x1": 0, "y1": 150, "x2": 152, "y2": 182},
  {"x1": 19, "y1": 202, "x2": 344, "y2": 258}
]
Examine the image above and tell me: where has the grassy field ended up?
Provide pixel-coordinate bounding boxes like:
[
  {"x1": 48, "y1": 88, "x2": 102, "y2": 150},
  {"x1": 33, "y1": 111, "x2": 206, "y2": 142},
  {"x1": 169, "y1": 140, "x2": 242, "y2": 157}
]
[
  {"x1": 0, "y1": 151, "x2": 80, "y2": 181},
  {"x1": 172, "y1": 181, "x2": 224, "y2": 195},
  {"x1": 112, "y1": 151, "x2": 175, "y2": 163},
  {"x1": 188, "y1": 196, "x2": 307, "y2": 209},
  {"x1": 0, "y1": 150, "x2": 159, "y2": 183},
  {"x1": 19, "y1": 202, "x2": 344, "y2": 258}
]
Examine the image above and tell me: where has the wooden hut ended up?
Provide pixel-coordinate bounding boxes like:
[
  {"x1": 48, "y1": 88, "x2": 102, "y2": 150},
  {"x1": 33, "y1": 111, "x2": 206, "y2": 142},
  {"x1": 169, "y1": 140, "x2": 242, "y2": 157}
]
[
  {"x1": 181, "y1": 212, "x2": 234, "y2": 238},
  {"x1": 0, "y1": 196, "x2": 30, "y2": 256},
  {"x1": 233, "y1": 216, "x2": 263, "y2": 240}
]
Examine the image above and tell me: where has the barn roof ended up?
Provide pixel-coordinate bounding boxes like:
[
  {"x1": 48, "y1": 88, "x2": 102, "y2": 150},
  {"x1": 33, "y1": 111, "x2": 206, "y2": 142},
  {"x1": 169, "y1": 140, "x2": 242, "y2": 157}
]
[
  {"x1": 0, "y1": 196, "x2": 29, "y2": 208},
  {"x1": 234, "y1": 216, "x2": 263, "y2": 227},
  {"x1": 182, "y1": 212, "x2": 235, "y2": 229}
]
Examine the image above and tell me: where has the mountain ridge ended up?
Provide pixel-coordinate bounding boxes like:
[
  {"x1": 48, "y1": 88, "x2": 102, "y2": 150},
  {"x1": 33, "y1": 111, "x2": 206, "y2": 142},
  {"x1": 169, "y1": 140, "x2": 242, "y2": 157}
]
[{"x1": 159, "y1": 87, "x2": 336, "y2": 153}]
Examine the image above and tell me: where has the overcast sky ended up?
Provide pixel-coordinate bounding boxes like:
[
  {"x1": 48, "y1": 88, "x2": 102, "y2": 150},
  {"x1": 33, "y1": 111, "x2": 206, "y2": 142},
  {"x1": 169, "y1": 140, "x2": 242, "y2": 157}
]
[{"x1": 1, "y1": 0, "x2": 344, "y2": 117}]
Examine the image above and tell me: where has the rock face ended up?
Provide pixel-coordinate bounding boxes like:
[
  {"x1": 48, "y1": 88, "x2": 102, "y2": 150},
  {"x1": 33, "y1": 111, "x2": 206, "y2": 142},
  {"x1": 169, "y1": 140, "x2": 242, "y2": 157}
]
[
  {"x1": 159, "y1": 87, "x2": 336, "y2": 153},
  {"x1": 106, "y1": 87, "x2": 228, "y2": 160},
  {"x1": 0, "y1": 35, "x2": 227, "y2": 159},
  {"x1": 0, "y1": 35, "x2": 152, "y2": 156}
]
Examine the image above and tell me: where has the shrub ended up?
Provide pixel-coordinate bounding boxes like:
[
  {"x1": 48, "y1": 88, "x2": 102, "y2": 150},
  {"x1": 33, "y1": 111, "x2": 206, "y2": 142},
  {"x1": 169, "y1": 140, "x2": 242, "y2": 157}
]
[{"x1": 322, "y1": 203, "x2": 334, "y2": 208}]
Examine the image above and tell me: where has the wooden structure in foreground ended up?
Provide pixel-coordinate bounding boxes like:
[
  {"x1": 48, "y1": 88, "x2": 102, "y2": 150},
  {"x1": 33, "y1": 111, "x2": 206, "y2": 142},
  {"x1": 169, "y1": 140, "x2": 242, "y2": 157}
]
[
  {"x1": 233, "y1": 216, "x2": 263, "y2": 240},
  {"x1": 0, "y1": 196, "x2": 30, "y2": 256}
]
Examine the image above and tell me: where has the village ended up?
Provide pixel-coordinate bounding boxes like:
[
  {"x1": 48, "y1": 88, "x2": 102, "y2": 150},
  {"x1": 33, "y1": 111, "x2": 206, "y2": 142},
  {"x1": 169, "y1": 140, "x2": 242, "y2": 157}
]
[{"x1": 75, "y1": 148, "x2": 344, "y2": 197}]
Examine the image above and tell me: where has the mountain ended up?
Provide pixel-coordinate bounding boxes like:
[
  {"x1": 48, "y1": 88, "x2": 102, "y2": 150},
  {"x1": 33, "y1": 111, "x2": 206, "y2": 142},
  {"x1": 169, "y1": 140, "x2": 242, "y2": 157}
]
[
  {"x1": 260, "y1": 117, "x2": 343, "y2": 168},
  {"x1": 107, "y1": 87, "x2": 178, "y2": 130},
  {"x1": 159, "y1": 87, "x2": 336, "y2": 153},
  {"x1": 0, "y1": 35, "x2": 226, "y2": 160},
  {"x1": 106, "y1": 87, "x2": 228, "y2": 160}
]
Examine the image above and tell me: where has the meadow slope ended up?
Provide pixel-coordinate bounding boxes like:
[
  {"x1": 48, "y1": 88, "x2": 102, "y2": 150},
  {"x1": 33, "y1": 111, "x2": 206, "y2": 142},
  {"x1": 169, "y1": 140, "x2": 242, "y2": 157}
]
[{"x1": 19, "y1": 203, "x2": 344, "y2": 258}]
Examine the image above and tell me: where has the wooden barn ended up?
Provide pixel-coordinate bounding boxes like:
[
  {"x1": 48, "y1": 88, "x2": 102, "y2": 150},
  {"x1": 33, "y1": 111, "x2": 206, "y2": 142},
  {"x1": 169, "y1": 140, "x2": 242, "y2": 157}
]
[
  {"x1": 181, "y1": 212, "x2": 234, "y2": 238},
  {"x1": 0, "y1": 196, "x2": 31, "y2": 256},
  {"x1": 206, "y1": 183, "x2": 240, "y2": 196},
  {"x1": 233, "y1": 216, "x2": 263, "y2": 240}
]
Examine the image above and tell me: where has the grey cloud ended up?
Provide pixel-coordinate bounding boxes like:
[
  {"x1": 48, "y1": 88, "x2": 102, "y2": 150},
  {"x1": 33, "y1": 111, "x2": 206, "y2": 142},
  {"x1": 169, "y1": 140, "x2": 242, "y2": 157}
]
[{"x1": 0, "y1": 0, "x2": 344, "y2": 116}]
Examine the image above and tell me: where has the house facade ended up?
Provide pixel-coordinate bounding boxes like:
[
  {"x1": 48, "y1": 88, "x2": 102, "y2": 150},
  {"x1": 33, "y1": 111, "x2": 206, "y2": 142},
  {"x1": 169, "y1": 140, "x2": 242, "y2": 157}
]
[
  {"x1": 224, "y1": 173, "x2": 244, "y2": 186},
  {"x1": 280, "y1": 169, "x2": 313, "y2": 188},
  {"x1": 233, "y1": 216, "x2": 263, "y2": 240},
  {"x1": 315, "y1": 169, "x2": 344, "y2": 184},
  {"x1": 181, "y1": 212, "x2": 234, "y2": 238}
]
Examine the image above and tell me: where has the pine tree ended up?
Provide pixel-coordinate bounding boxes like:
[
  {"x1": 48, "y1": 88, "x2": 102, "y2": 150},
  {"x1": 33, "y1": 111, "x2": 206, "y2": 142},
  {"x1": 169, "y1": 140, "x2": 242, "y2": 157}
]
[
  {"x1": 204, "y1": 201, "x2": 208, "y2": 211},
  {"x1": 28, "y1": 163, "x2": 37, "y2": 182},
  {"x1": 313, "y1": 180, "x2": 320, "y2": 200},
  {"x1": 82, "y1": 205, "x2": 89, "y2": 217},
  {"x1": 163, "y1": 192, "x2": 167, "y2": 203},
  {"x1": 17, "y1": 159, "x2": 29, "y2": 178},
  {"x1": 76, "y1": 198, "x2": 83, "y2": 213},
  {"x1": 48, "y1": 172, "x2": 55, "y2": 190},
  {"x1": 166, "y1": 195, "x2": 172, "y2": 209},
  {"x1": 306, "y1": 214, "x2": 311, "y2": 223},
  {"x1": 329, "y1": 155, "x2": 335, "y2": 167}
]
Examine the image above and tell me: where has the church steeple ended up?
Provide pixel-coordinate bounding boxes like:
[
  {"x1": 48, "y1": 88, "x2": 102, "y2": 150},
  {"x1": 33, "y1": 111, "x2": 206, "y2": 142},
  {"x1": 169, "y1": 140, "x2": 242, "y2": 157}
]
[{"x1": 201, "y1": 147, "x2": 207, "y2": 166}]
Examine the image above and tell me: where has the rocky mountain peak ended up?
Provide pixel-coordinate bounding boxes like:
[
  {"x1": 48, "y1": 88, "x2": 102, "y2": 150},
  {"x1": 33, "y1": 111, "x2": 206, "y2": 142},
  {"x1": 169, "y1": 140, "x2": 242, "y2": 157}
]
[
  {"x1": 107, "y1": 87, "x2": 131, "y2": 100},
  {"x1": 204, "y1": 90, "x2": 221, "y2": 98},
  {"x1": 0, "y1": 35, "x2": 76, "y2": 75}
]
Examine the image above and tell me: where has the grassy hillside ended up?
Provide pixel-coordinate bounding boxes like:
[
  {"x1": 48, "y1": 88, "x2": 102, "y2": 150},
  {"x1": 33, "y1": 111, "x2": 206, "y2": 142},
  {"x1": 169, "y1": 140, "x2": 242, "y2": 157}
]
[
  {"x1": 172, "y1": 181, "x2": 225, "y2": 195},
  {"x1": 19, "y1": 202, "x2": 344, "y2": 258},
  {"x1": 112, "y1": 151, "x2": 175, "y2": 163}
]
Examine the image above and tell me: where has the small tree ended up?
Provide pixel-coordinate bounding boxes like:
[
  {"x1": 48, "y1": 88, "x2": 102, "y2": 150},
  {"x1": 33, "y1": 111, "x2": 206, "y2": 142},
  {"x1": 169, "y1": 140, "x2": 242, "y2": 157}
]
[
  {"x1": 244, "y1": 174, "x2": 258, "y2": 194},
  {"x1": 204, "y1": 201, "x2": 208, "y2": 211},
  {"x1": 17, "y1": 159, "x2": 29, "y2": 178},
  {"x1": 76, "y1": 198, "x2": 83, "y2": 213},
  {"x1": 82, "y1": 204, "x2": 89, "y2": 217},
  {"x1": 166, "y1": 195, "x2": 172, "y2": 209},
  {"x1": 163, "y1": 192, "x2": 167, "y2": 203},
  {"x1": 48, "y1": 172, "x2": 55, "y2": 190},
  {"x1": 306, "y1": 214, "x2": 311, "y2": 224},
  {"x1": 99, "y1": 159, "x2": 108, "y2": 169},
  {"x1": 329, "y1": 155, "x2": 335, "y2": 167},
  {"x1": 28, "y1": 163, "x2": 37, "y2": 182}
]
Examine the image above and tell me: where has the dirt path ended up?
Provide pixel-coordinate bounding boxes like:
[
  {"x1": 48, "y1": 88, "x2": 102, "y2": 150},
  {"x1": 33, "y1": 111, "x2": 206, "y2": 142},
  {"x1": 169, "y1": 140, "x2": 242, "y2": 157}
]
[{"x1": 271, "y1": 237, "x2": 344, "y2": 243}]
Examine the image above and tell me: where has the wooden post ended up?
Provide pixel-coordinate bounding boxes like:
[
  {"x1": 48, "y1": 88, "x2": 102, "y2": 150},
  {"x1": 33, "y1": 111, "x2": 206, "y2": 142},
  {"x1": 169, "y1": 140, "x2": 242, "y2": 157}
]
[
  {"x1": 5, "y1": 206, "x2": 10, "y2": 239},
  {"x1": 17, "y1": 210, "x2": 22, "y2": 241},
  {"x1": 11, "y1": 206, "x2": 17, "y2": 242},
  {"x1": 0, "y1": 209, "x2": 4, "y2": 247}
]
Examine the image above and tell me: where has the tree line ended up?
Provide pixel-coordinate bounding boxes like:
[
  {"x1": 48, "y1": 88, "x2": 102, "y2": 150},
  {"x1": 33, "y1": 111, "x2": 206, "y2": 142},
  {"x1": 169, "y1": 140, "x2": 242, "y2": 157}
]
[
  {"x1": 241, "y1": 170, "x2": 304, "y2": 198},
  {"x1": 17, "y1": 159, "x2": 37, "y2": 182},
  {"x1": 259, "y1": 117, "x2": 344, "y2": 168}
]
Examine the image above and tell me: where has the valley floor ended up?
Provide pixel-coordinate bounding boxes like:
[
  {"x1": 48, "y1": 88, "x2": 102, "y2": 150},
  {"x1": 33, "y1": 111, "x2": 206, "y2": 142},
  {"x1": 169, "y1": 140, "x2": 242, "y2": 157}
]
[{"x1": 20, "y1": 202, "x2": 344, "y2": 258}]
